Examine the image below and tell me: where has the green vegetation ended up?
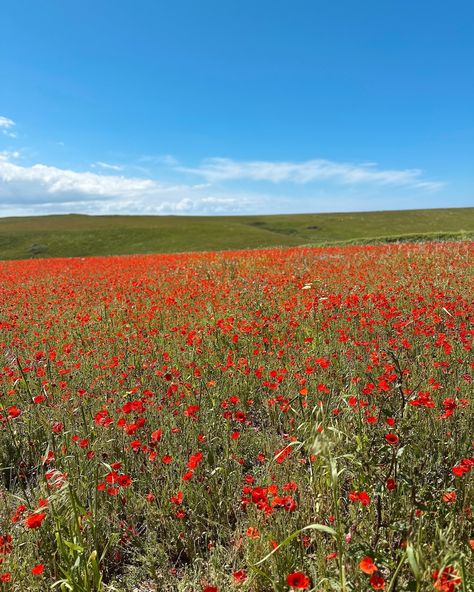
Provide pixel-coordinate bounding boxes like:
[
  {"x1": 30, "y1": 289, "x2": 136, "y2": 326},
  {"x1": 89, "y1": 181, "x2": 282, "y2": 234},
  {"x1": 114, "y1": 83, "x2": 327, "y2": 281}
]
[
  {"x1": 0, "y1": 244, "x2": 472, "y2": 590},
  {"x1": 0, "y1": 207, "x2": 472, "y2": 260}
]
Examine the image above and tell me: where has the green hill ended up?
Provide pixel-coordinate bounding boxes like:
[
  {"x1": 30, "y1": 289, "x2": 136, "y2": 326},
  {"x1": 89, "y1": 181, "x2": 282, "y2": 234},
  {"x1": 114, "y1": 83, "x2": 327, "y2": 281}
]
[{"x1": 0, "y1": 207, "x2": 472, "y2": 260}]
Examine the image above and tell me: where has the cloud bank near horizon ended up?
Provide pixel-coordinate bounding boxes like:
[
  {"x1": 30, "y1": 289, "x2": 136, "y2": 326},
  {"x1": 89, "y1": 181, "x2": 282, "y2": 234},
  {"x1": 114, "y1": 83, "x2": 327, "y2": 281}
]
[
  {"x1": 0, "y1": 152, "x2": 259, "y2": 216},
  {"x1": 0, "y1": 114, "x2": 446, "y2": 216}
]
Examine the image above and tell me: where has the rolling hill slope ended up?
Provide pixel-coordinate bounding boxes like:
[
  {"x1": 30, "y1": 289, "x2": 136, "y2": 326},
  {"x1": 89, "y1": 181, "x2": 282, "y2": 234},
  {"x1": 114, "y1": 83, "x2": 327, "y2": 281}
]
[{"x1": 0, "y1": 207, "x2": 472, "y2": 260}]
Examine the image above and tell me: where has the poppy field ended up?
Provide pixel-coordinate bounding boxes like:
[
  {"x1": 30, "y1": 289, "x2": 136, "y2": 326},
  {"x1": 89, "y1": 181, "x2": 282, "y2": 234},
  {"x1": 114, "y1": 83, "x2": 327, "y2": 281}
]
[{"x1": 0, "y1": 242, "x2": 472, "y2": 591}]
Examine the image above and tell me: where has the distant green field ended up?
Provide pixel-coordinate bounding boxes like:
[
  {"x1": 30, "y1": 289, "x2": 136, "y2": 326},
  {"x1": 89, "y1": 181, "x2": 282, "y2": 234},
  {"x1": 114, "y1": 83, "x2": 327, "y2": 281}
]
[{"x1": 0, "y1": 207, "x2": 473, "y2": 260}]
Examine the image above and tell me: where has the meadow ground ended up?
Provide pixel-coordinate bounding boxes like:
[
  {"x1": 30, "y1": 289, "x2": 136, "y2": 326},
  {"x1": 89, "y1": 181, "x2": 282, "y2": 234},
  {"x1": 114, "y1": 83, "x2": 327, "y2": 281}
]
[
  {"x1": 0, "y1": 241, "x2": 472, "y2": 591},
  {"x1": 0, "y1": 207, "x2": 473, "y2": 260}
]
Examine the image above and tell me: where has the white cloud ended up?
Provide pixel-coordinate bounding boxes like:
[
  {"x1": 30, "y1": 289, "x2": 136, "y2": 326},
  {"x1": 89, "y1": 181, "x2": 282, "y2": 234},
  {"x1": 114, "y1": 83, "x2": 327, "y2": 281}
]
[
  {"x1": 0, "y1": 160, "x2": 155, "y2": 198},
  {"x1": 0, "y1": 115, "x2": 17, "y2": 138},
  {"x1": 92, "y1": 161, "x2": 123, "y2": 171},
  {"x1": 0, "y1": 116, "x2": 15, "y2": 129},
  {"x1": 0, "y1": 154, "x2": 260, "y2": 216},
  {"x1": 178, "y1": 157, "x2": 443, "y2": 190}
]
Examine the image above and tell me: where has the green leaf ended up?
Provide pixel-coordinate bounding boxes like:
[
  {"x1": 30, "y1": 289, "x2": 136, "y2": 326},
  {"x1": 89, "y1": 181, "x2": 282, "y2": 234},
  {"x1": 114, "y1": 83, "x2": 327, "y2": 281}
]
[
  {"x1": 406, "y1": 542, "x2": 420, "y2": 580},
  {"x1": 64, "y1": 540, "x2": 84, "y2": 552},
  {"x1": 253, "y1": 523, "x2": 336, "y2": 566}
]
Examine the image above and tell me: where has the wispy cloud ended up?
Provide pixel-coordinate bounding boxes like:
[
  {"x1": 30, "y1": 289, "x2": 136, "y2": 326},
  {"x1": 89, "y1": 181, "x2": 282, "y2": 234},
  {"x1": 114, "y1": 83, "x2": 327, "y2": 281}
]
[
  {"x1": 0, "y1": 150, "x2": 21, "y2": 161},
  {"x1": 92, "y1": 161, "x2": 123, "y2": 171},
  {"x1": 178, "y1": 157, "x2": 444, "y2": 190},
  {"x1": 0, "y1": 115, "x2": 17, "y2": 138},
  {"x1": 139, "y1": 154, "x2": 179, "y2": 166}
]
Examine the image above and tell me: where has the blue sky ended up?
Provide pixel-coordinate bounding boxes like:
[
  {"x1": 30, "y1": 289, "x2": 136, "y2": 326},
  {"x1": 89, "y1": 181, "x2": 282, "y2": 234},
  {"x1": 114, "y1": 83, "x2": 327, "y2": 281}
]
[{"x1": 0, "y1": 0, "x2": 473, "y2": 216}]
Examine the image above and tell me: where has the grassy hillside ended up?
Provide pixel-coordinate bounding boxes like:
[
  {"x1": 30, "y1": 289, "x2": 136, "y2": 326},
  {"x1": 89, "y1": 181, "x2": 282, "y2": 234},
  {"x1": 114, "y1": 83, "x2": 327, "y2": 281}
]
[{"x1": 0, "y1": 207, "x2": 473, "y2": 260}]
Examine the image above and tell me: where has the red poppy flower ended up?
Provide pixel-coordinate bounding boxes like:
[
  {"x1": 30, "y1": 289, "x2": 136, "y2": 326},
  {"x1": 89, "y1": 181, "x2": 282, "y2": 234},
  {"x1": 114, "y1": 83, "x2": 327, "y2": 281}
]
[
  {"x1": 287, "y1": 571, "x2": 311, "y2": 589},
  {"x1": 232, "y1": 569, "x2": 247, "y2": 583},
  {"x1": 24, "y1": 512, "x2": 46, "y2": 529},
  {"x1": 452, "y1": 466, "x2": 467, "y2": 477},
  {"x1": 151, "y1": 429, "x2": 162, "y2": 442},
  {"x1": 32, "y1": 564, "x2": 45, "y2": 575},
  {"x1": 0, "y1": 534, "x2": 12, "y2": 555},
  {"x1": 7, "y1": 406, "x2": 21, "y2": 418},
  {"x1": 170, "y1": 491, "x2": 183, "y2": 505},
  {"x1": 187, "y1": 451, "x2": 203, "y2": 469},
  {"x1": 442, "y1": 491, "x2": 457, "y2": 503},
  {"x1": 350, "y1": 490, "x2": 371, "y2": 506},
  {"x1": 246, "y1": 527, "x2": 260, "y2": 538},
  {"x1": 385, "y1": 433, "x2": 399, "y2": 445},
  {"x1": 118, "y1": 474, "x2": 132, "y2": 487},
  {"x1": 370, "y1": 573, "x2": 385, "y2": 590},
  {"x1": 432, "y1": 566, "x2": 462, "y2": 591},
  {"x1": 360, "y1": 556, "x2": 377, "y2": 574}
]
